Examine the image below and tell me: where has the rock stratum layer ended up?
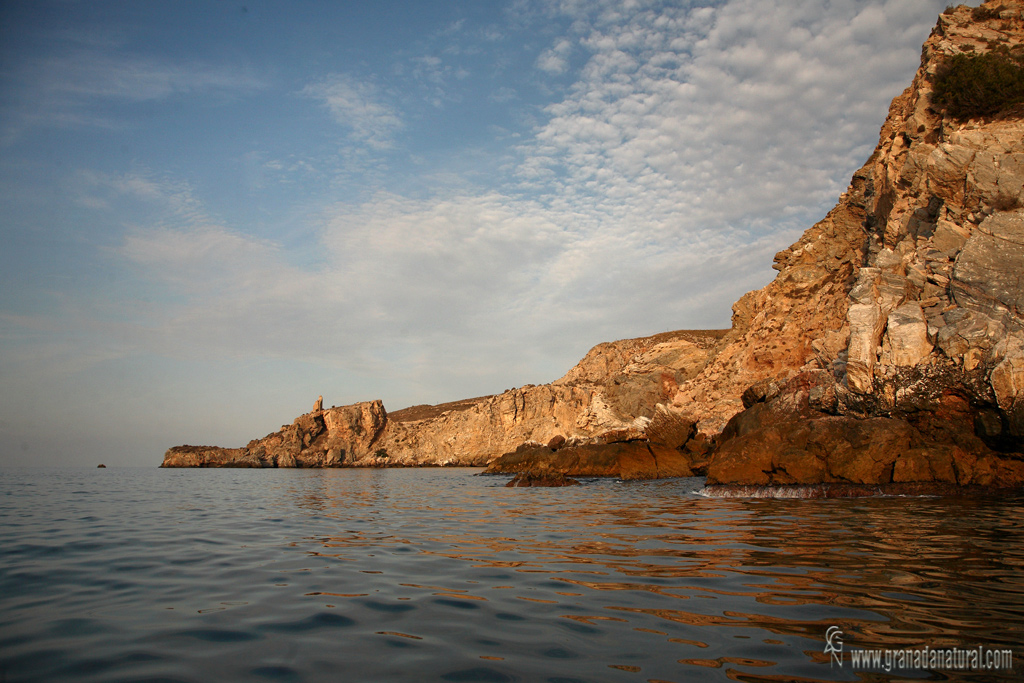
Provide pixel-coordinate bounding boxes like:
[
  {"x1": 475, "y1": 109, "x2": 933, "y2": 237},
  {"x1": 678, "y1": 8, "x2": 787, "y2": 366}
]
[{"x1": 165, "y1": 2, "x2": 1024, "y2": 489}]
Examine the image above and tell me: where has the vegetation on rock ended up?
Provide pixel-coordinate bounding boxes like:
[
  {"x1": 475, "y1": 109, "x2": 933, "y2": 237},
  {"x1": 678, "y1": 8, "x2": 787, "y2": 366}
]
[
  {"x1": 971, "y1": 5, "x2": 1010, "y2": 21},
  {"x1": 932, "y1": 49, "x2": 1024, "y2": 119}
]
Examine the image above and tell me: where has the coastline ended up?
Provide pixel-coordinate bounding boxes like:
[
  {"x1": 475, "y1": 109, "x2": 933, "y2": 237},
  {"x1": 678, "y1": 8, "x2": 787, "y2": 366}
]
[{"x1": 162, "y1": 3, "x2": 1024, "y2": 494}]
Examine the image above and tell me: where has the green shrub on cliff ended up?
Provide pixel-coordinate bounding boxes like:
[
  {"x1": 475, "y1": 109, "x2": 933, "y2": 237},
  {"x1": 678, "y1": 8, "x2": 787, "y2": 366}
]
[{"x1": 932, "y1": 49, "x2": 1024, "y2": 119}]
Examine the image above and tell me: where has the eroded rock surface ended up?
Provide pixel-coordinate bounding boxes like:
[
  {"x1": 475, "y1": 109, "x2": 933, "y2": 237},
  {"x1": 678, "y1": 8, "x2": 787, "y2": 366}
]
[
  {"x1": 707, "y1": 370, "x2": 1024, "y2": 488},
  {"x1": 163, "y1": 330, "x2": 725, "y2": 469},
  {"x1": 690, "y1": 1, "x2": 1024, "y2": 488},
  {"x1": 163, "y1": 401, "x2": 387, "y2": 468}
]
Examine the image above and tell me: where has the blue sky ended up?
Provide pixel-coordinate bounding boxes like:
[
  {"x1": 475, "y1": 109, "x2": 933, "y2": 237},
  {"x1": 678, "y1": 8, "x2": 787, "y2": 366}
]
[{"x1": 1, "y1": 0, "x2": 955, "y2": 466}]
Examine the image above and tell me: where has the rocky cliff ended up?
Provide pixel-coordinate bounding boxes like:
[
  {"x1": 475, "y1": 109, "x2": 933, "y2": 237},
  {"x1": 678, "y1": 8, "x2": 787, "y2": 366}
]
[
  {"x1": 701, "y1": 1, "x2": 1024, "y2": 488},
  {"x1": 165, "y1": 2, "x2": 1024, "y2": 490},
  {"x1": 162, "y1": 329, "x2": 725, "y2": 468}
]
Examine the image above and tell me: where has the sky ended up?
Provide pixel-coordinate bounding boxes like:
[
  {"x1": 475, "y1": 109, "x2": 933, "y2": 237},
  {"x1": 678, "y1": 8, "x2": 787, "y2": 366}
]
[{"x1": 0, "y1": 0, "x2": 959, "y2": 467}]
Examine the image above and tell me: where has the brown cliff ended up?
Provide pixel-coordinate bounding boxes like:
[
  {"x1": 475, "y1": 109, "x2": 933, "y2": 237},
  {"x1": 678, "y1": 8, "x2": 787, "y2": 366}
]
[
  {"x1": 162, "y1": 400, "x2": 388, "y2": 468},
  {"x1": 703, "y1": 1, "x2": 1024, "y2": 488},
  {"x1": 162, "y1": 329, "x2": 725, "y2": 469}
]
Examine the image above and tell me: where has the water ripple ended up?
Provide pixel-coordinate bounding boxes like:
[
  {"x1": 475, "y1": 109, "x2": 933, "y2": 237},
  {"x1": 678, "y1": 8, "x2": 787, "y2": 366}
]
[{"x1": 1, "y1": 468, "x2": 1021, "y2": 682}]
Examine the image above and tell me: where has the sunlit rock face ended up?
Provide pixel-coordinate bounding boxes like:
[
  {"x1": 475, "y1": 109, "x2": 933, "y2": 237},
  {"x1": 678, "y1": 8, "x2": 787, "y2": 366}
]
[
  {"x1": 162, "y1": 401, "x2": 388, "y2": 468},
  {"x1": 163, "y1": 330, "x2": 726, "y2": 469},
  {"x1": 703, "y1": 1, "x2": 1024, "y2": 488},
  {"x1": 165, "y1": 3, "x2": 1024, "y2": 488},
  {"x1": 375, "y1": 329, "x2": 725, "y2": 467}
]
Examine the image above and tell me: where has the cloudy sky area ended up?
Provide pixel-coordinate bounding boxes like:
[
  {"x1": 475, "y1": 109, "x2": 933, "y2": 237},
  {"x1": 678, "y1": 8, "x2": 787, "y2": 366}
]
[{"x1": 1, "y1": 0, "x2": 957, "y2": 466}]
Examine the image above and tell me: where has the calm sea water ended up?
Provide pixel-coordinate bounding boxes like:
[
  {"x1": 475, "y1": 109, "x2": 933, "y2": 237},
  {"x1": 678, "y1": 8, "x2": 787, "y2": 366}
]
[{"x1": 1, "y1": 467, "x2": 1021, "y2": 683}]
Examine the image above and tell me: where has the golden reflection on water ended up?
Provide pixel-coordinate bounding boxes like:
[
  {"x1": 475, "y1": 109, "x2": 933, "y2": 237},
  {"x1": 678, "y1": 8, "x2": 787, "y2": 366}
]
[
  {"x1": 268, "y1": 471, "x2": 1024, "y2": 679},
  {"x1": 14, "y1": 468, "x2": 1024, "y2": 682}
]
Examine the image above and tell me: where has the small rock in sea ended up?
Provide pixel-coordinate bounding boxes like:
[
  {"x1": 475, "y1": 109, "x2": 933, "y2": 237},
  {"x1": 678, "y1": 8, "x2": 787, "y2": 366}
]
[
  {"x1": 506, "y1": 471, "x2": 579, "y2": 487},
  {"x1": 97, "y1": 464, "x2": 106, "y2": 468}
]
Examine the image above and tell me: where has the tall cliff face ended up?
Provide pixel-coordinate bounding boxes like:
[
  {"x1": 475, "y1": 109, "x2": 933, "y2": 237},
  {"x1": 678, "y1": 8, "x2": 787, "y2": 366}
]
[
  {"x1": 702, "y1": 1, "x2": 1024, "y2": 487},
  {"x1": 671, "y1": 3, "x2": 1024, "y2": 438},
  {"x1": 377, "y1": 328, "x2": 725, "y2": 466}
]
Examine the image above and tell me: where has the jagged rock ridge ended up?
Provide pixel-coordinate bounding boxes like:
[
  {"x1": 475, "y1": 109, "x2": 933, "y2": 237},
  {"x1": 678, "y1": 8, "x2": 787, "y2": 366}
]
[{"x1": 162, "y1": 329, "x2": 726, "y2": 468}]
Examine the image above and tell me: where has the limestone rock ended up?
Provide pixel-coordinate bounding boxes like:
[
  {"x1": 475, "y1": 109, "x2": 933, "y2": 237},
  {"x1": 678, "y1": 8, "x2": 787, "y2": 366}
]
[
  {"x1": 161, "y1": 445, "x2": 266, "y2": 468},
  {"x1": 740, "y1": 378, "x2": 782, "y2": 409},
  {"x1": 165, "y1": 3, "x2": 1024, "y2": 486},
  {"x1": 686, "y1": 1, "x2": 1024, "y2": 487},
  {"x1": 163, "y1": 330, "x2": 723, "y2": 469},
  {"x1": 547, "y1": 434, "x2": 567, "y2": 450},
  {"x1": 644, "y1": 405, "x2": 696, "y2": 449},
  {"x1": 371, "y1": 329, "x2": 724, "y2": 466},
  {"x1": 707, "y1": 371, "x2": 1024, "y2": 488},
  {"x1": 952, "y1": 211, "x2": 1024, "y2": 323},
  {"x1": 991, "y1": 339, "x2": 1024, "y2": 438},
  {"x1": 846, "y1": 301, "x2": 885, "y2": 394},
  {"x1": 708, "y1": 416, "x2": 920, "y2": 486},
  {"x1": 162, "y1": 400, "x2": 386, "y2": 468},
  {"x1": 884, "y1": 303, "x2": 932, "y2": 367}
]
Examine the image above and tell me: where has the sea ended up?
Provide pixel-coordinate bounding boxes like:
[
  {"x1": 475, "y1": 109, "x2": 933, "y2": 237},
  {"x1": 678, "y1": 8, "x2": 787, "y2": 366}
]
[{"x1": 1, "y1": 467, "x2": 1021, "y2": 682}]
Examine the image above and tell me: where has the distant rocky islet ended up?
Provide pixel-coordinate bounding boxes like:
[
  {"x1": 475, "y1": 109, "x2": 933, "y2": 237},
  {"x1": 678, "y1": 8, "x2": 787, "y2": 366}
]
[{"x1": 164, "y1": 2, "x2": 1024, "y2": 494}]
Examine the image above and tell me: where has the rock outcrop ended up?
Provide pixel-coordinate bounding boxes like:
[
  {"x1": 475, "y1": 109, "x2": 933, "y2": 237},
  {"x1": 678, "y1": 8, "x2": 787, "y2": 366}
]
[
  {"x1": 702, "y1": 1, "x2": 1024, "y2": 488},
  {"x1": 162, "y1": 330, "x2": 726, "y2": 469},
  {"x1": 484, "y1": 440, "x2": 697, "y2": 480},
  {"x1": 163, "y1": 401, "x2": 388, "y2": 468},
  {"x1": 505, "y1": 472, "x2": 580, "y2": 487},
  {"x1": 705, "y1": 369, "x2": 1024, "y2": 487}
]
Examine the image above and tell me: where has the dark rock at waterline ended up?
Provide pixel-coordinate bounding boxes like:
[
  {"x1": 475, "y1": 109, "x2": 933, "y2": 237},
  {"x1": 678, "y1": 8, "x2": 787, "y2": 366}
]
[
  {"x1": 708, "y1": 369, "x2": 1024, "y2": 488},
  {"x1": 506, "y1": 471, "x2": 580, "y2": 487},
  {"x1": 97, "y1": 464, "x2": 106, "y2": 468},
  {"x1": 485, "y1": 440, "x2": 697, "y2": 480}
]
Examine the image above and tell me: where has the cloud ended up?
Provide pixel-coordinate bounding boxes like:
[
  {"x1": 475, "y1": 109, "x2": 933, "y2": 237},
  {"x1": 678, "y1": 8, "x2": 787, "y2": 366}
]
[
  {"x1": 36, "y1": 55, "x2": 265, "y2": 102},
  {"x1": 101, "y1": 179, "x2": 781, "y2": 409},
  {"x1": 489, "y1": 87, "x2": 519, "y2": 103},
  {"x1": 73, "y1": 170, "x2": 207, "y2": 224},
  {"x1": 111, "y1": 193, "x2": 568, "y2": 363},
  {"x1": 518, "y1": 0, "x2": 946, "y2": 240},
  {"x1": 1, "y1": 50, "x2": 266, "y2": 141},
  {"x1": 537, "y1": 38, "x2": 574, "y2": 74},
  {"x1": 119, "y1": 225, "x2": 283, "y2": 291},
  {"x1": 18, "y1": 0, "x2": 951, "y2": 411},
  {"x1": 301, "y1": 75, "x2": 403, "y2": 150}
]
